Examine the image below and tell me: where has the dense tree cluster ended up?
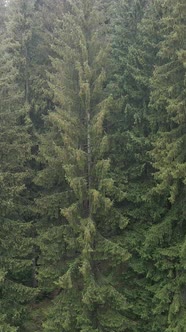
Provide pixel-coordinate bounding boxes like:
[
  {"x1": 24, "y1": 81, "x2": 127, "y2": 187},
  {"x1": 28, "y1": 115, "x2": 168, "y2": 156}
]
[{"x1": 0, "y1": 0, "x2": 185, "y2": 331}]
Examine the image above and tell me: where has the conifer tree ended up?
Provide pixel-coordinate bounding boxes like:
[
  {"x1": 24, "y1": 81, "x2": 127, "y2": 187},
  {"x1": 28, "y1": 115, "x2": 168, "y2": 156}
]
[
  {"x1": 27, "y1": 0, "x2": 60, "y2": 131},
  {"x1": 145, "y1": 0, "x2": 186, "y2": 330},
  {"x1": 0, "y1": 0, "x2": 38, "y2": 330},
  {"x1": 35, "y1": 1, "x2": 131, "y2": 331},
  {"x1": 110, "y1": 0, "x2": 165, "y2": 330}
]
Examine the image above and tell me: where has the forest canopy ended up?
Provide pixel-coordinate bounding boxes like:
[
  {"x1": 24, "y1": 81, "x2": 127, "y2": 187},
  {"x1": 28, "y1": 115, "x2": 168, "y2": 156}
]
[{"x1": 0, "y1": 0, "x2": 185, "y2": 331}]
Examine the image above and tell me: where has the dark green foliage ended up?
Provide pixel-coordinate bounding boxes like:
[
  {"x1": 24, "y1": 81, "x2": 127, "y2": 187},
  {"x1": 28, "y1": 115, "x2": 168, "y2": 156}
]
[
  {"x1": 146, "y1": 0, "x2": 186, "y2": 330},
  {"x1": 35, "y1": 1, "x2": 131, "y2": 330},
  {"x1": 109, "y1": 0, "x2": 163, "y2": 330},
  {"x1": 150, "y1": 0, "x2": 186, "y2": 202},
  {"x1": 0, "y1": 0, "x2": 38, "y2": 330},
  {"x1": 0, "y1": 0, "x2": 185, "y2": 331}
]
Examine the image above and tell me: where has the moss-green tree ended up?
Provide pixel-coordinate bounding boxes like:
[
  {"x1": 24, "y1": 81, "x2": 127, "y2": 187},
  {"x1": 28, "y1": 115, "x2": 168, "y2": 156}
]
[
  {"x1": 35, "y1": 1, "x2": 131, "y2": 331},
  {"x1": 0, "y1": 0, "x2": 38, "y2": 330},
  {"x1": 145, "y1": 0, "x2": 186, "y2": 330},
  {"x1": 110, "y1": 0, "x2": 165, "y2": 330}
]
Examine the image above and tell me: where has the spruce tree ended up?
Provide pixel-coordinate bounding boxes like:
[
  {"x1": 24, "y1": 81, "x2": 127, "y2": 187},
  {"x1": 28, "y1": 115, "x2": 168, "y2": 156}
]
[
  {"x1": 35, "y1": 1, "x2": 131, "y2": 331},
  {"x1": 146, "y1": 0, "x2": 186, "y2": 330},
  {"x1": 110, "y1": 0, "x2": 165, "y2": 330},
  {"x1": 0, "y1": 0, "x2": 38, "y2": 330}
]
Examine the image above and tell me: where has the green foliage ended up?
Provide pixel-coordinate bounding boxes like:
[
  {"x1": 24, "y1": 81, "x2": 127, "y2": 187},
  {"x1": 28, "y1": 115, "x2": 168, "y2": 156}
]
[
  {"x1": 150, "y1": 0, "x2": 186, "y2": 202},
  {"x1": 35, "y1": 1, "x2": 132, "y2": 331},
  {"x1": 0, "y1": 0, "x2": 38, "y2": 329},
  {"x1": 109, "y1": 0, "x2": 163, "y2": 330},
  {"x1": 0, "y1": 0, "x2": 185, "y2": 331}
]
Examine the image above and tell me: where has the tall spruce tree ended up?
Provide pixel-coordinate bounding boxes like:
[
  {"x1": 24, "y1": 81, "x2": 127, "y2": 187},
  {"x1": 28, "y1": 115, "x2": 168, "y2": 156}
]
[
  {"x1": 27, "y1": 0, "x2": 60, "y2": 131},
  {"x1": 35, "y1": 0, "x2": 131, "y2": 331},
  {"x1": 145, "y1": 0, "x2": 186, "y2": 330},
  {"x1": 0, "y1": 0, "x2": 38, "y2": 330},
  {"x1": 110, "y1": 0, "x2": 166, "y2": 330}
]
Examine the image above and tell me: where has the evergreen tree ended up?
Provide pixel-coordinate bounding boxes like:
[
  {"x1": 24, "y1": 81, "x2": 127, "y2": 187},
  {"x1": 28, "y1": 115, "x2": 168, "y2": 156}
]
[
  {"x1": 27, "y1": 0, "x2": 60, "y2": 131},
  {"x1": 145, "y1": 0, "x2": 186, "y2": 330},
  {"x1": 110, "y1": 0, "x2": 165, "y2": 330},
  {"x1": 0, "y1": 0, "x2": 38, "y2": 330},
  {"x1": 35, "y1": 1, "x2": 131, "y2": 331}
]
